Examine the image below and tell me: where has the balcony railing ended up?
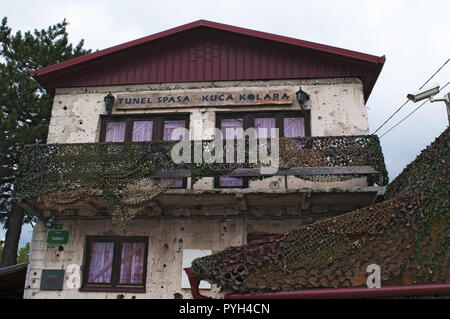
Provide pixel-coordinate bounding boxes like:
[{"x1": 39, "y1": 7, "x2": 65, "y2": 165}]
[
  {"x1": 14, "y1": 135, "x2": 387, "y2": 200},
  {"x1": 13, "y1": 135, "x2": 388, "y2": 230}
]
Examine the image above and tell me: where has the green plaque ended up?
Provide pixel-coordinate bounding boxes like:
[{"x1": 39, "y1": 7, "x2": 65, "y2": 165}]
[
  {"x1": 54, "y1": 224, "x2": 63, "y2": 230},
  {"x1": 46, "y1": 230, "x2": 69, "y2": 245}
]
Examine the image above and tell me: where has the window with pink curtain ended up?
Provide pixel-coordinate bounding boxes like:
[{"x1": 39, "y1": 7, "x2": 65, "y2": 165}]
[
  {"x1": 84, "y1": 237, "x2": 147, "y2": 290},
  {"x1": 119, "y1": 242, "x2": 146, "y2": 284},
  {"x1": 255, "y1": 117, "x2": 276, "y2": 139},
  {"x1": 87, "y1": 242, "x2": 114, "y2": 283},
  {"x1": 163, "y1": 120, "x2": 186, "y2": 186},
  {"x1": 132, "y1": 121, "x2": 153, "y2": 141},
  {"x1": 219, "y1": 176, "x2": 244, "y2": 187},
  {"x1": 163, "y1": 120, "x2": 186, "y2": 141},
  {"x1": 283, "y1": 117, "x2": 305, "y2": 137},
  {"x1": 105, "y1": 121, "x2": 126, "y2": 142},
  {"x1": 219, "y1": 119, "x2": 244, "y2": 187},
  {"x1": 221, "y1": 118, "x2": 244, "y2": 140}
]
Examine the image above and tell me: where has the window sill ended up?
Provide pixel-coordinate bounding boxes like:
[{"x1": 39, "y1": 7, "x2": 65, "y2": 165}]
[{"x1": 79, "y1": 286, "x2": 146, "y2": 293}]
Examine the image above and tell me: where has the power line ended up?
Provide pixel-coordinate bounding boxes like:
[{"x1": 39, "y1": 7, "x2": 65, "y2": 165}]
[
  {"x1": 379, "y1": 81, "x2": 450, "y2": 138},
  {"x1": 379, "y1": 100, "x2": 428, "y2": 139},
  {"x1": 418, "y1": 58, "x2": 450, "y2": 90},
  {"x1": 372, "y1": 58, "x2": 450, "y2": 135}
]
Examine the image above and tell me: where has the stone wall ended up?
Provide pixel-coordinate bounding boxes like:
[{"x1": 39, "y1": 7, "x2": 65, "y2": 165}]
[
  {"x1": 24, "y1": 216, "x2": 314, "y2": 299},
  {"x1": 46, "y1": 78, "x2": 368, "y2": 144}
]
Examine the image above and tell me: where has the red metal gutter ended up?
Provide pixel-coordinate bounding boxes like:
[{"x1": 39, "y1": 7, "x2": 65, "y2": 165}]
[
  {"x1": 184, "y1": 268, "x2": 450, "y2": 299},
  {"x1": 225, "y1": 283, "x2": 450, "y2": 299}
]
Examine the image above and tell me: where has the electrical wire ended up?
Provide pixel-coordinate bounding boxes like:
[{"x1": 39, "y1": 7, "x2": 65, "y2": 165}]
[
  {"x1": 379, "y1": 81, "x2": 450, "y2": 139},
  {"x1": 372, "y1": 58, "x2": 450, "y2": 135}
]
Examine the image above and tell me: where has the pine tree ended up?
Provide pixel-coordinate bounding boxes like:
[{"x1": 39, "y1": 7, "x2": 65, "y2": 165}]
[{"x1": 0, "y1": 17, "x2": 91, "y2": 267}]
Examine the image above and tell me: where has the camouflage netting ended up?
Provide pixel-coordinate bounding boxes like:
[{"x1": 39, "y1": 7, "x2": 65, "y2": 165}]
[
  {"x1": 14, "y1": 135, "x2": 387, "y2": 233},
  {"x1": 191, "y1": 128, "x2": 449, "y2": 293},
  {"x1": 15, "y1": 142, "x2": 179, "y2": 233}
]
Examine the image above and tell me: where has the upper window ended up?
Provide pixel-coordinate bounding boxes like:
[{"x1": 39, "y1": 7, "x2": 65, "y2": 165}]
[
  {"x1": 132, "y1": 121, "x2": 154, "y2": 142},
  {"x1": 100, "y1": 115, "x2": 189, "y2": 188},
  {"x1": 216, "y1": 111, "x2": 310, "y2": 139},
  {"x1": 81, "y1": 236, "x2": 148, "y2": 293},
  {"x1": 216, "y1": 111, "x2": 310, "y2": 188},
  {"x1": 100, "y1": 115, "x2": 189, "y2": 143}
]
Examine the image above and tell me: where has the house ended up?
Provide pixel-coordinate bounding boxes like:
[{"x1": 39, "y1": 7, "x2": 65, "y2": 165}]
[{"x1": 15, "y1": 20, "x2": 388, "y2": 299}]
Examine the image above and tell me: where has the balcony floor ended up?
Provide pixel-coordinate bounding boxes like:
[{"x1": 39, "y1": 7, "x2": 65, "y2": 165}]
[{"x1": 16, "y1": 186, "x2": 385, "y2": 220}]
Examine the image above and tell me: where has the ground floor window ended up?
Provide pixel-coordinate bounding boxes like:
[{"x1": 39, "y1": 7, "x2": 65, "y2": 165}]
[{"x1": 81, "y1": 236, "x2": 148, "y2": 292}]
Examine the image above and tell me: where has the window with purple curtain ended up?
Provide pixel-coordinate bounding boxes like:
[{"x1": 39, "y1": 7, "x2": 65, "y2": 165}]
[
  {"x1": 255, "y1": 117, "x2": 276, "y2": 139},
  {"x1": 84, "y1": 237, "x2": 147, "y2": 291},
  {"x1": 163, "y1": 120, "x2": 186, "y2": 187},
  {"x1": 87, "y1": 241, "x2": 115, "y2": 283},
  {"x1": 221, "y1": 118, "x2": 244, "y2": 140},
  {"x1": 283, "y1": 117, "x2": 305, "y2": 137},
  {"x1": 219, "y1": 176, "x2": 244, "y2": 187},
  {"x1": 255, "y1": 117, "x2": 276, "y2": 154},
  {"x1": 219, "y1": 119, "x2": 244, "y2": 187},
  {"x1": 132, "y1": 121, "x2": 153, "y2": 141},
  {"x1": 119, "y1": 242, "x2": 146, "y2": 284},
  {"x1": 163, "y1": 120, "x2": 186, "y2": 141},
  {"x1": 105, "y1": 121, "x2": 126, "y2": 142}
]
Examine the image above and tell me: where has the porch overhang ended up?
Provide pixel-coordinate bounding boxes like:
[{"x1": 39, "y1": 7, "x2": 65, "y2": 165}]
[{"x1": 14, "y1": 185, "x2": 385, "y2": 220}]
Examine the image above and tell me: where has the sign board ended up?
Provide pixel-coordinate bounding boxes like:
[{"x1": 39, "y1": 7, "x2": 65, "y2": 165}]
[
  {"x1": 46, "y1": 230, "x2": 69, "y2": 245},
  {"x1": 115, "y1": 89, "x2": 293, "y2": 110},
  {"x1": 40, "y1": 269, "x2": 65, "y2": 290},
  {"x1": 181, "y1": 249, "x2": 212, "y2": 289}
]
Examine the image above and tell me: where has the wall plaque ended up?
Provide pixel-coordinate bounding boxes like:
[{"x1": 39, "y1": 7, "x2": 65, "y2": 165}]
[
  {"x1": 115, "y1": 89, "x2": 293, "y2": 110},
  {"x1": 46, "y1": 230, "x2": 69, "y2": 245},
  {"x1": 40, "y1": 269, "x2": 65, "y2": 290}
]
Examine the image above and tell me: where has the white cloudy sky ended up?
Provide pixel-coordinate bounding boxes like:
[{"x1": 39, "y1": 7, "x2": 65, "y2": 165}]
[{"x1": 1, "y1": 0, "x2": 449, "y2": 247}]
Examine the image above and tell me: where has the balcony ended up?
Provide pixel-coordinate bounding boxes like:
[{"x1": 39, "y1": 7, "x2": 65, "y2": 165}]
[{"x1": 13, "y1": 135, "x2": 388, "y2": 225}]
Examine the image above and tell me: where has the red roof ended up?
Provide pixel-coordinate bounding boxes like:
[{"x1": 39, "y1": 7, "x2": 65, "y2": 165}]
[{"x1": 30, "y1": 20, "x2": 385, "y2": 101}]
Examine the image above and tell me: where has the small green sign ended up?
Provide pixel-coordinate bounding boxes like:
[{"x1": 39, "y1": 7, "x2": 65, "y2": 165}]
[
  {"x1": 46, "y1": 230, "x2": 69, "y2": 245},
  {"x1": 54, "y1": 224, "x2": 63, "y2": 230}
]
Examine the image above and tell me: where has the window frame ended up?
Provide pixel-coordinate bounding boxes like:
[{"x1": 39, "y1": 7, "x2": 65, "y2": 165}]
[
  {"x1": 99, "y1": 114, "x2": 190, "y2": 143},
  {"x1": 215, "y1": 110, "x2": 311, "y2": 188},
  {"x1": 99, "y1": 114, "x2": 190, "y2": 188},
  {"x1": 80, "y1": 236, "x2": 149, "y2": 293},
  {"x1": 215, "y1": 110, "x2": 311, "y2": 138}
]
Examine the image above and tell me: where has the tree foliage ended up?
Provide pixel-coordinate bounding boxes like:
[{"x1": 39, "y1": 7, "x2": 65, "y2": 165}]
[
  {"x1": 16, "y1": 242, "x2": 30, "y2": 264},
  {"x1": 0, "y1": 17, "x2": 90, "y2": 266},
  {"x1": 0, "y1": 17, "x2": 90, "y2": 222}
]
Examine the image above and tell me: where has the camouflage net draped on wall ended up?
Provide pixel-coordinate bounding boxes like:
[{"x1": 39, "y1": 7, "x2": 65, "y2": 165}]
[
  {"x1": 191, "y1": 128, "x2": 449, "y2": 293},
  {"x1": 14, "y1": 135, "x2": 387, "y2": 232},
  {"x1": 15, "y1": 142, "x2": 179, "y2": 233}
]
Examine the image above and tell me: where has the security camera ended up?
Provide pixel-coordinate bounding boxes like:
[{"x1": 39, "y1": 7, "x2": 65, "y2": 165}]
[{"x1": 407, "y1": 84, "x2": 440, "y2": 102}]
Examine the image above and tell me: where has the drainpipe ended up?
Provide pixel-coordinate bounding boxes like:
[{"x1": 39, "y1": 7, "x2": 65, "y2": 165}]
[
  {"x1": 184, "y1": 268, "x2": 450, "y2": 299},
  {"x1": 183, "y1": 268, "x2": 211, "y2": 299}
]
